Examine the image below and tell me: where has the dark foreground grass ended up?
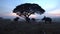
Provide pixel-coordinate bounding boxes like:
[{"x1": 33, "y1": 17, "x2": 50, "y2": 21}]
[{"x1": 0, "y1": 20, "x2": 60, "y2": 34}]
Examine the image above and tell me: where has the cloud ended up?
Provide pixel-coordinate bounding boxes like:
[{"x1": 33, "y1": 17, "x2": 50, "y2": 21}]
[
  {"x1": 0, "y1": 13, "x2": 18, "y2": 17},
  {"x1": 9, "y1": 13, "x2": 18, "y2": 16},
  {"x1": 45, "y1": 9, "x2": 60, "y2": 17}
]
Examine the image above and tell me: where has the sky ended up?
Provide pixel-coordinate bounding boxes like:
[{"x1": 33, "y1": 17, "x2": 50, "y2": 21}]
[{"x1": 0, "y1": 0, "x2": 60, "y2": 19}]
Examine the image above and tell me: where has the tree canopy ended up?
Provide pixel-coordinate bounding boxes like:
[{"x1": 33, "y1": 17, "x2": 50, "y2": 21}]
[{"x1": 13, "y1": 3, "x2": 45, "y2": 17}]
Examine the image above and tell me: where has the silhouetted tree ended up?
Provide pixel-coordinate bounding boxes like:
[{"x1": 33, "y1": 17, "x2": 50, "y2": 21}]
[
  {"x1": 13, "y1": 3, "x2": 45, "y2": 22},
  {"x1": 25, "y1": 17, "x2": 30, "y2": 23},
  {"x1": 42, "y1": 16, "x2": 52, "y2": 24},
  {"x1": 14, "y1": 17, "x2": 19, "y2": 21},
  {"x1": 0, "y1": 17, "x2": 3, "y2": 21},
  {"x1": 31, "y1": 18, "x2": 35, "y2": 21},
  {"x1": 0, "y1": 17, "x2": 3, "y2": 19}
]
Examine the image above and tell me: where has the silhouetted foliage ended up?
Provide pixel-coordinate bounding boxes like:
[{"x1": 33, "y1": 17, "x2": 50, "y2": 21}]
[
  {"x1": 25, "y1": 17, "x2": 30, "y2": 23},
  {"x1": 31, "y1": 18, "x2": 35, "y2": 21},
  {"x1": 0, "y1": 17, "x2": 3, "y2": 19},
  {"x1": 13, "y1": 3, "x2": 45, "y2": 22},
  {"x1": 42, "y1": 16, "x2": 52, "y2": 24},
  {"x1": 14, "y1": 17, "x2": 19, "y2": 21},
  {"x1": 13, "y1": 3, "x2": 45, "y2": 16}
]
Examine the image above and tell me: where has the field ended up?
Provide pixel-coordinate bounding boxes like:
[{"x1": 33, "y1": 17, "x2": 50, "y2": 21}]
[{"x1": 0, "y1": 19, "x2": 60, "y2": 34}]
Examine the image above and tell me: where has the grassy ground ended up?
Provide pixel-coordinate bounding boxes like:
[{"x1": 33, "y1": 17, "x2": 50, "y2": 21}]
[{"x1": 0, "y1": 20, "x2": 60, "y2": 34}]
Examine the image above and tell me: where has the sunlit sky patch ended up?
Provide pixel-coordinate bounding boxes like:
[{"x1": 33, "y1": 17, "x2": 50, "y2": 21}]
[
  {"x1": 47, "y1": 9, "x2": 60, "y2": 16},
  {"x1": 0, "y1": 0, "x2": 60, "y2": 18}
]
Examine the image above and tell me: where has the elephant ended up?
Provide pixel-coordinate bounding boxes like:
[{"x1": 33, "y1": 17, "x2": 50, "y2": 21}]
[{"x1": 42, "y1": 16, "x2": 52, "y2": 24}]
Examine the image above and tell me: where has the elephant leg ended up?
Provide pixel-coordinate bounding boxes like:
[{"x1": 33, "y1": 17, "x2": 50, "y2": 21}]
[
  {"x1": 48, "y1": 21, "x2": 51, "y2": 24},
  {"x1": 50, "y1": 21, "x2": 51, "y2": 24},
  {"x1": 45, "y1": 21, "x2": 47, "y2": 24}
]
